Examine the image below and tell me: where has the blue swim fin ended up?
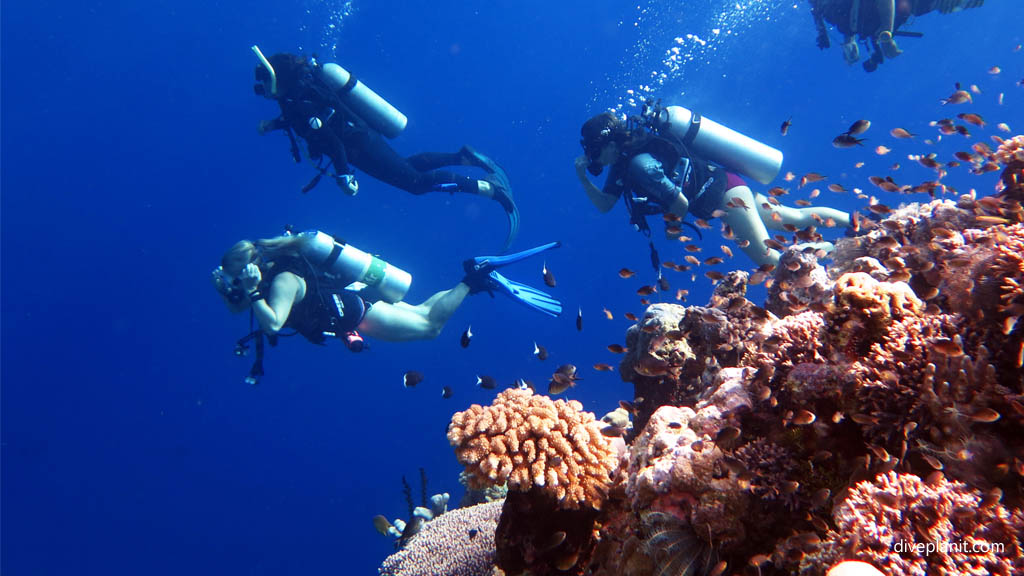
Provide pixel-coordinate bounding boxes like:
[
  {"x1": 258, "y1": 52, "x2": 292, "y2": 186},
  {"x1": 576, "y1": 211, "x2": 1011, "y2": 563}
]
[
  {"x1": 463, "y1": 146, "x2": 519, "y2": 251},
  {"x1": 485, "y1": 271, "x2": 562, "y2": 317},
  {"x1": 463, "y1": 242, "x2": 562, "y2": 317},
  {"x1": 465, "y1": 241, "x2": 561, "y2": 273}
]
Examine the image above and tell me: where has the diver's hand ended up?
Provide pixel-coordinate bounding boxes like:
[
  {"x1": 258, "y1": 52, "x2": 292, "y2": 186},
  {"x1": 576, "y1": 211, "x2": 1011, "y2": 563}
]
[
  {"x1": 575, "y1": 156, "x2": 590, "y2": 179},
  {"x1": 239, "y1": 263, "x2": 262, "y2": 293}
]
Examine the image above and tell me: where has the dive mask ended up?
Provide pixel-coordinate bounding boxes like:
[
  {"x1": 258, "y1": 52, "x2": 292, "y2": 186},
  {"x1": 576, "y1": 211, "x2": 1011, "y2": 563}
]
[
  {"x1": 580, "y1": 138, "x2": 606, "y2": 176},
  {"x1": 212, "y1": 266, "x2": 246, "y2": 304}
]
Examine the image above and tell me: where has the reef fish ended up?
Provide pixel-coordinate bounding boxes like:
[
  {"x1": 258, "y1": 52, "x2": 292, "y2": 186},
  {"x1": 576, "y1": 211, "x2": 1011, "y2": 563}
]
[
  {"x1": 460, "y1": 325, "x2": 472, "y2": 348},
  {"x1": 542, "y1": 261, "x2": 556, "y2": 288},
  {"x1": 533, "y1": 342, "x2": 549, "y2": 360},
  {"x1": 403, "y1": 371, "x2": 425, "y2": 388},
  {"x1": 476, "y1": 375, "x2": 498, "y2": 390},
  {"x1": 847, "y1": 119, "x2": 871, "y2": 135},
  {"x1": 832, "y1": 133, "x2": 865, "y2": 148}
]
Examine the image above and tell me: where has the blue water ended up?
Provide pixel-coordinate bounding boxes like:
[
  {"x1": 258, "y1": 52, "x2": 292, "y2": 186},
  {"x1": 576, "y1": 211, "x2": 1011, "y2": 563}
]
[{"x1": 2, "y1": 1, "x2": 1021, "y2": 574}]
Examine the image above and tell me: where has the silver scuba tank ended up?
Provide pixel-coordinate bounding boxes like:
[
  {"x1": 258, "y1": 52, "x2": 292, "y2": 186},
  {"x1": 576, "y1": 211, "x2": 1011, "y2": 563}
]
[
  {"x1": 653, "y1": 105, "x2": 783, "y2": 185},
  {"x1": 296, "y1": 230, "x2": 412, "y2": 304},
  {"x1": 319, "y1": 63, "x2": 408, "y2": 139}
]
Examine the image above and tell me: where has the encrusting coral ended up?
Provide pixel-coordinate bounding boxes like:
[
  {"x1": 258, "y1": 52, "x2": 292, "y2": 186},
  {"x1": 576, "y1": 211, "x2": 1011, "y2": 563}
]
[
  {"x1": 447, "y1": 388, "x2": 616, "y2": 510},
  {"x1": 379, "y1": 500, "x2": 503, "y2": 576},
  {"x1": 802, "y1": 471, "x2": 1024, "y2": 576}
]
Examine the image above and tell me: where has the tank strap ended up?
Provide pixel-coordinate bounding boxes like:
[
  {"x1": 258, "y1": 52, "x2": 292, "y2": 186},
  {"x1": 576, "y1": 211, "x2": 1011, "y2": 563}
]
[
  {"x1": 681, "y1": 113, "x2": 702, "y2": 147},
  {"x1": 323, "y1": 243, "x2": 343, "y2": 268},
  {"x1": 338, "y1": 72, "x2": 358, "y2": 94}
]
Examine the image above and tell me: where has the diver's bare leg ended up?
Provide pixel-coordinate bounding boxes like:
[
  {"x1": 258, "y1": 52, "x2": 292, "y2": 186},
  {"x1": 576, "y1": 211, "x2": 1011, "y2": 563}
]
[
  {"x1": 720, "y1": 186, "x2": 781, "y2": 267},
  {"x1": 358, "y1": 284, "x2": 470, "y2": 341}
]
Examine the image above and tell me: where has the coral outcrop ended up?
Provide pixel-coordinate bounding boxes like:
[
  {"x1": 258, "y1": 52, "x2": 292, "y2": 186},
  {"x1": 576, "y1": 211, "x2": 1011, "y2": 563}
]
[
  {"x1": 447, "y1": 388, "x2": 616, "y2": 510},
  {"x1": 803, "y1": 472, "x2": 1024, "y2": 576},
  {"x1": 598, "y1": 196, "x2": 1024, "y2": 575},
  {"x1": 448, "y1": 389, "x2": 618, "y2": 576},
  {"x1": 379, "y1": 500, "x2": 502, "y2": 576}
]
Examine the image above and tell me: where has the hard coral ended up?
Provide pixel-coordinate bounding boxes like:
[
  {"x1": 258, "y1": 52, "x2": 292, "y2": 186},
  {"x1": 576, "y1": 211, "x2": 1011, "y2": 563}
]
[
  {"x1": 447, "y1": 388, "x2": 616, "y2": 510},
  {"x1": 825, "y1": 272, "x2": 924, "y2": 357},
  {"x1": 379, "y1": 500, "x2": 503, "y2": 576},
  {"x1": 803, "y1": 471, "x2": 1024, "y2": 576},
  {"x1": 995, "y1": 135, "x2": 1024, "y2": 200}
]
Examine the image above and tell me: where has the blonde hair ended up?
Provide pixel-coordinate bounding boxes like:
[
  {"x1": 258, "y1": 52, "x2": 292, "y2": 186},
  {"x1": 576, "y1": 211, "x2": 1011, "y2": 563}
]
[{"x1": 220, "y1": 235, "x2": 309, "y2": 275}]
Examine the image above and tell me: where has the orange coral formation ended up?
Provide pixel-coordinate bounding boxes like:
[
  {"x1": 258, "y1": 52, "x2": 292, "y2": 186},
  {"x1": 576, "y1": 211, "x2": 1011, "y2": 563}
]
[{"x1": 447, "y1": 388, "x2": 617, "y2": 510}]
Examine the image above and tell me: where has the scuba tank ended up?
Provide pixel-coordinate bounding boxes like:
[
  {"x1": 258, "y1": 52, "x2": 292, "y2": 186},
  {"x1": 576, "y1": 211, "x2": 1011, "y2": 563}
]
[
  {"x1": 647, "y1": 104, "x2": 783, "y2": 185},
  {"x1": 296, "y1": 230, "x2": 412, "y2": 303},
  {"x1": 319, "y1": 63, "x2": 408, "y2": 139}
]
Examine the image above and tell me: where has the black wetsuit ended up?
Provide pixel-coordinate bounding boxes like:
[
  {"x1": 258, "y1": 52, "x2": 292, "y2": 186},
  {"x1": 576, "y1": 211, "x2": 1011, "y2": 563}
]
[
  {"x1": 267, "y1": 258, "x2": 368, "y2": 344},
  {"x1": 265, "y1": 68, "x2": 481, "y2": 196},
  {"x1": 601, "y1": 136, "x2": 728, "y2": 226},
  {"x1": 814, "y1": 0, "x2": 936, "y2": 40}
]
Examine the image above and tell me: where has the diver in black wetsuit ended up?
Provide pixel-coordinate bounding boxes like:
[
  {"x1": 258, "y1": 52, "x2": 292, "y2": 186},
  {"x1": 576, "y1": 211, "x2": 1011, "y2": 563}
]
[
  {"x1": 252, "y1": 50, "x2": 520, "y2": 248},
  {"x1": 809, "y1": 0, "x2": 984, "y2": 72}
]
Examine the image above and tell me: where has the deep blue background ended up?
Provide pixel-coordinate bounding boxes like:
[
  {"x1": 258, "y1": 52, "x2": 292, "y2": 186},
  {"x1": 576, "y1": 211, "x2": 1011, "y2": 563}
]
[{"x1": 2, "y1": 0, "x2": 1021, "y2": 574}]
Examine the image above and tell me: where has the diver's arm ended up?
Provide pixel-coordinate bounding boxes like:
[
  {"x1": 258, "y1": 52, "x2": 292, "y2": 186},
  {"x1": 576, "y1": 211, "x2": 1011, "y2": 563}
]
[
  {"x1": 575, "y1": 156, "x2": 618, "y2": 213},
  {"x1": 258, "y1": 116, "x2": 289, "y2": 135},
  {"x1": 251, "y1": 272, "x2": 305, "y2": 334},
  {"x1": 629, "y1": 154, "x2": 689, "y2": 221}
]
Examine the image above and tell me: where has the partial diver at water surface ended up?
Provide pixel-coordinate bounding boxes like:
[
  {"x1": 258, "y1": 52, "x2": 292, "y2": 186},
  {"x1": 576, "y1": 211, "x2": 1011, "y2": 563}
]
[
  {"x1": 576, "y1": 102, "x2": 851, "y2": 267},
  {"x1": 808, "y1": 0, "x2": 985, "y2": 72},
  {"x1": 212, "y1": 229, "x2": 561, "y2": 384},
  {"x1": 250, "y1": 46, "x2": 521, "y2": 250}
]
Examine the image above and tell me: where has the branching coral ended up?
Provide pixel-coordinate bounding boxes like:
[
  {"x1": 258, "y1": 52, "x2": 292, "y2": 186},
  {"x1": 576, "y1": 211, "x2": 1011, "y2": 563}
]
[
  {"x1": 447, "y1": 388, "x2": 617, "y2": 510},
  {"x1": 379, "y1": 500, "x2": 503, "y2": 576},
  {"x1": 802, "y1": 472, "x2": 1024, "y2": 576}
]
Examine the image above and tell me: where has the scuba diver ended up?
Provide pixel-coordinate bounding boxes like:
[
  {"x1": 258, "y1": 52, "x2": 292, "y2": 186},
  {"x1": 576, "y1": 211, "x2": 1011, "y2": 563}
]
[
  {"x1": 251, "y1": 47, "x2": 521, "y2": 250},
  {"x1": 576, "y1": 103, "x2": 851, "y2": 267},
  {"x1": 809, "y1": 0, "x2": 984, "y2": 72},
  {"x1": 212, "y1": 229, "x2": 561, "y2": 384}
]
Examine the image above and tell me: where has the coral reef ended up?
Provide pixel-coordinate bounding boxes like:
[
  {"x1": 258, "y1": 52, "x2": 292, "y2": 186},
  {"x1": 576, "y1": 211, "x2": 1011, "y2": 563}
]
[
  {"x1": 424, "y1": 143, "x2": 1024, "y2": 576},
  {"x1": 596, "y1": 196, "x2": 1024, "y2": 575},
  {"x1": 447, "y1": 388, "x2": 616, "y2": 510},
  {"x1": 379, "y1": 500, "x2": 503, "y2": 576},
  {"x1": 802, "y1": 472, "x2": 1024, "y2": 576}
]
